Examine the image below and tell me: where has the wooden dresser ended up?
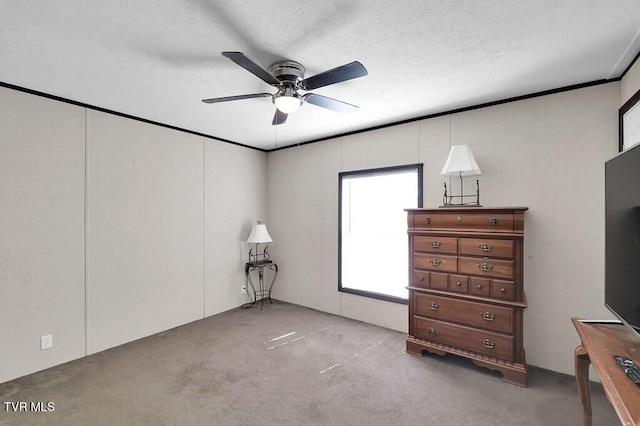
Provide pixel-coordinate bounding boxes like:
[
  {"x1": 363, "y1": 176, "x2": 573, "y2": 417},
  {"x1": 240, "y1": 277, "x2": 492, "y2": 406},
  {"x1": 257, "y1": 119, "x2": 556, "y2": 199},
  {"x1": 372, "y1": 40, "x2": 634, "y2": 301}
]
[{"x1": 405, "y1": 207, "x2": 528, "y2": 386}]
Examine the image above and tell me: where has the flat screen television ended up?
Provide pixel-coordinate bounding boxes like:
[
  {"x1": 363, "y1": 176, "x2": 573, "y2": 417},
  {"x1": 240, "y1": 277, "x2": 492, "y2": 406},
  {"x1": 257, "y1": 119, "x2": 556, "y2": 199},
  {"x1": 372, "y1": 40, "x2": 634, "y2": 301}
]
[{"x1": 605, "y1": 142, "x2": 640, "y2": 336}]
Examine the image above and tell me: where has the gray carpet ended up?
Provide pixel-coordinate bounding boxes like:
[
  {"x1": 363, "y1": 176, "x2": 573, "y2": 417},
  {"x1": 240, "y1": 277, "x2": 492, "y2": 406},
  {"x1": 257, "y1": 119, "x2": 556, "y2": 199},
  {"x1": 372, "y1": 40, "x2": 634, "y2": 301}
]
[{"x1": 0, "y1": 301, "x2": 618, "y2": 425}]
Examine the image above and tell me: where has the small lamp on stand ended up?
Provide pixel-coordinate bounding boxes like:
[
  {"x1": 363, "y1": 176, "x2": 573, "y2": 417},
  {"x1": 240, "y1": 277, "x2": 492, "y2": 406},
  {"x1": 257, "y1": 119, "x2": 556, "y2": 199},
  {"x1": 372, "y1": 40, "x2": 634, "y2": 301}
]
[
  {"x1": 441, "y1": 144, "x2": 482, "y2": 207},
  {"x1": 246, "y1": 221, "x2": 273, "y2": 264}
]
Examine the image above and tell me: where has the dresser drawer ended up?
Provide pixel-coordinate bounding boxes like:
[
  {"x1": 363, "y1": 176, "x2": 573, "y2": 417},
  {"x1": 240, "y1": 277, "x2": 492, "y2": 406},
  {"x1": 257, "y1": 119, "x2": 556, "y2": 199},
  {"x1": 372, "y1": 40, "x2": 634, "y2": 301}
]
[
  {"x1": 414, "y1": 236, "x2": 457, "y2": 254},
  {"x1": 459, "y1": 238, "x2": 514, "y2": 259},
  {"x1": 414, "y1": 253, "x2": 458, "y2": 273},
  {"x1": 469, "y1": 277, "x2": 491, "y2": 297},
  {"x1": 459, "y1": 257, "x2": 514, "y2": 280},
  {"x1": 413, "y1": 292, "x2": 514, "y2": 334},
  {"x1": 448, "y1": 274, "x2": 469, "y2": 294},
  {"x1": 414, "y1": 212, "x2": 514, "y2": 232},
  {"x1": 412, "y1": 316, "x2": 514, "y2": 361},
  {"x1": 429, "y1": 273, "x2": 448, "y2": 290},
  {"x1": 412, "y1": 271, "x2": 450, "y2": 290},
  {"x1": 412, "y1": 270, "x2": 430, "y2": 288},
  {"x1": 491, "y1": 280, "x2": 516, "y2": 301}
]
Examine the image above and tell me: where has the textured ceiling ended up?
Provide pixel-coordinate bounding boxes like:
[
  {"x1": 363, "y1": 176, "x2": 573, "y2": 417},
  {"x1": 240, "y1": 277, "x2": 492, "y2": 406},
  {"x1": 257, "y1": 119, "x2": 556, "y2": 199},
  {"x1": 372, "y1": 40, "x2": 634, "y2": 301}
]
[{"x1": 2, "y1": 1, "x2": 640, "y2": 150}]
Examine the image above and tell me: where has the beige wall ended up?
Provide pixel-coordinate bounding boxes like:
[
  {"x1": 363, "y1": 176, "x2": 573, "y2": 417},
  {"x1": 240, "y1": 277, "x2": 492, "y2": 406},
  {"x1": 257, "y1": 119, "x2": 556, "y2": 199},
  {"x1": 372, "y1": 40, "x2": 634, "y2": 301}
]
[
  {"x1": 622, "y1": 59, "x2": 640, "y2": 104},
  {"x1": 86, "y1": 111, "x2": 206, "y2": 354},
  {"x1": 204, "y1": 140, "x2": 269, "y2": 316},
  {"x1": 0, "y1": 87, "x2": 86, "y2": 383},
  {"x1": 267, "y1": 82, "x2": 620, "y2": 376},
  {"x1": 0, "y1": 87, "x2": 268, "y2": 383}
]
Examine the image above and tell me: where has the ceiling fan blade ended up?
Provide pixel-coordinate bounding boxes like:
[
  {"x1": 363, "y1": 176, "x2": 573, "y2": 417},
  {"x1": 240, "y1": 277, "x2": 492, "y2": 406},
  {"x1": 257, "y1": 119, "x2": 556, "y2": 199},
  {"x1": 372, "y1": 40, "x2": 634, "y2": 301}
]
[
  {"x1": 221, "y1": 51, "x2": 281, "y2": 86},
  {"x1": 300, "y1": 61, "x2": 368, "y2": 90},
  {"x1": 202, "y1": 93, "x2": 272, "y2": 104},
  {"x1": 272, "y1": 110, "x2": 288, "y2": 125},
  {"x1": 303, "y1": 93, "x2": 359, "y2": 114}
]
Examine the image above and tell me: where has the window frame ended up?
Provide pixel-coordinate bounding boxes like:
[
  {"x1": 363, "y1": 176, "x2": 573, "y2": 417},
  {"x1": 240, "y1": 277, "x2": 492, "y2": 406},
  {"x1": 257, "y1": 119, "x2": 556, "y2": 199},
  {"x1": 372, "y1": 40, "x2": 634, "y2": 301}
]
[{"x1": 337, "y1": 163, "x2": 423, "y2": 304}]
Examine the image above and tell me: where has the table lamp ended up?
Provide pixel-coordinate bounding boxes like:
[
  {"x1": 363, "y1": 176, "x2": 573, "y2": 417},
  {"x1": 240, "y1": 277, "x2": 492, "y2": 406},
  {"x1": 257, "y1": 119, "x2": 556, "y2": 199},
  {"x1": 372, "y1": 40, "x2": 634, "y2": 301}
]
[
  {"x1": 441, "y1": 144, "x2": 481, "y2": 207},
  {"x1": 247, "y1": 220, "x2": 272, "y2": 263}
]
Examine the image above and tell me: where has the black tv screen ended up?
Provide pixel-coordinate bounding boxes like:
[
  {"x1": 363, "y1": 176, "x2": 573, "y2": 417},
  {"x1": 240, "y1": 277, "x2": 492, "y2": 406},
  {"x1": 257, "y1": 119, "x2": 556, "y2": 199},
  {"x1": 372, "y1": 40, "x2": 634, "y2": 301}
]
[{"x1": 605, "y1": 143, "x2": 640, "y2": 334}]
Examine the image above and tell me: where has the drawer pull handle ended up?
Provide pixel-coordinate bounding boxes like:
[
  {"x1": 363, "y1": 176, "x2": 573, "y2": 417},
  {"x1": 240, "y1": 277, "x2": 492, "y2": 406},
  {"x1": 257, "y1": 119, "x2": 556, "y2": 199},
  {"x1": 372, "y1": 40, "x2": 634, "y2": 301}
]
[
  {"x1": 478, "y1": 243, "x2": 493, "y2": 252},
  {"x1": 456, "y1": 215, "x2": 462, "y2": 222},
  {"x1": 430, "y1": 259, "x2": 441, "y2": 266},
  {"x1": 428, "y1": 302, "x2": 439, "y2": 310},
  {"x1": 481, "y1": 312, "x2": 495, "y2": 321},
  {"x1": 500, "y1": 287, "x2": 506, "y2": 293},
  {"x1": 418, "y1": 276, "x2": 424, "y2": 281},
  {"x1": 481, "y1": 339, "x2": 496, "y2": 349},
  {"x1": 430, "y1": 241, "x2": 441, "y2": 248},
  {"x1": 425, "y1": 216, "x2": 432, "y2": 224},
  {"x1": 428, "y1": 328, "x2": 438, "y2": 336},
  {"x1": 456, "y1": 281, "x2": 462, "y2": 287},
  {"x1": 476, "y1": 284, "x2": 483, "y2": 289},
  {"x1": 490, "y1": 217, "x2": 499, "y2": 226},
  {"x1": 479, "y1": 263, "x2": 493, "y2": 272}
]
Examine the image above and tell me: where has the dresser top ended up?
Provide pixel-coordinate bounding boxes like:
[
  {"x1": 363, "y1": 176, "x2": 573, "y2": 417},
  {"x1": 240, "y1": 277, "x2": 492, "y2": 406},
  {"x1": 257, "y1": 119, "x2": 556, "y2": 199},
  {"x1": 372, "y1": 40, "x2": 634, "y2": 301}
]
[{"x1": 406, "y1": 207, "x2": 529, "y2": 213}]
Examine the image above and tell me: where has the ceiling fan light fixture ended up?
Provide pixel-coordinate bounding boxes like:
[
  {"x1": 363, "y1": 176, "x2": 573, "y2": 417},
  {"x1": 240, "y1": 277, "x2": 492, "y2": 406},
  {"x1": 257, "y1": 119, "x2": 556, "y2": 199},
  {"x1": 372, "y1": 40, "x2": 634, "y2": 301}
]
[
  {"x1": 206, "y1": 52, "x2": 368, "y2": 124},
  {"x1": 274, "y1": 93, "x2": 302, "y2": 114}
]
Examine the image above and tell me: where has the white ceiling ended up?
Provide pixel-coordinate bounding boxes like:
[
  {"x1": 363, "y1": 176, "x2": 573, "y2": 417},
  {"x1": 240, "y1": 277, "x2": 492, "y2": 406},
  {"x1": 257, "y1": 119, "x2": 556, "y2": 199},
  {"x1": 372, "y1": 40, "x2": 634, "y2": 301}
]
[{"x1": 2, "y1": 1, "x2": 640, "y2": 151}]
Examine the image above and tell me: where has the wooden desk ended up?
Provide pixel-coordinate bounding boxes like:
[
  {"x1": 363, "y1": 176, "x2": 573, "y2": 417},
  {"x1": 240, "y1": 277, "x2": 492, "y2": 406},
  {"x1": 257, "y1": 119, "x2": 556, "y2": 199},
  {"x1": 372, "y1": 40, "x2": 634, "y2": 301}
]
[{"x1": 572, "y1": 318, "x2": 640, "y2": 425}]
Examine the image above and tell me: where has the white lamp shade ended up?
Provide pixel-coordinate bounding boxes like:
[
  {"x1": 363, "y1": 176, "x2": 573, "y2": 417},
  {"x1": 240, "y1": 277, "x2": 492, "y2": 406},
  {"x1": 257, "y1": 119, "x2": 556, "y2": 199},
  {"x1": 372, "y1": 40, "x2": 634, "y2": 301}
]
[
  {"x1": 440, "y1": 144, "x2": 481, "y2": 176},
  {"x1": 246, "y1": 221, "x2": 273, "y2": 244}
]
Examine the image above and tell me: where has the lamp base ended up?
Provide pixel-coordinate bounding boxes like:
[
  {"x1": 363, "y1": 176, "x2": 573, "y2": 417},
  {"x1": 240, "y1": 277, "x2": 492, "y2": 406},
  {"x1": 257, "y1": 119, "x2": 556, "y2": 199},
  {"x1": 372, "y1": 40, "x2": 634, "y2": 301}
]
[
  {"x1": 441, "y1": 179, "x2": 480, "y2": 207},
  {"x1": 439, "y1": 204, "x2": 482, "y2": 208},
  {"x1": 248, "y1": 245, "x2": 271, "y2": 263}
]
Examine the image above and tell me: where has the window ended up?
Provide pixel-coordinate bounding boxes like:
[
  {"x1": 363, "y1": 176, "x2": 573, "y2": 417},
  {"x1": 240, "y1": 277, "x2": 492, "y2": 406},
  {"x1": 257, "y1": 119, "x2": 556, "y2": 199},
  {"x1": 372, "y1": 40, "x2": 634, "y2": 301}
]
[{"x1": 338, "y1": 164, "x2": 423, "y2": 303}]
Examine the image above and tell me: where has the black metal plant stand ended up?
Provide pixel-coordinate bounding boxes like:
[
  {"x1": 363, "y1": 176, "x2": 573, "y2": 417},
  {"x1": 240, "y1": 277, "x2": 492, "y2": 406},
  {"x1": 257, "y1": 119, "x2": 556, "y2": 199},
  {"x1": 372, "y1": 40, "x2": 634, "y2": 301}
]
[{"x1": 244, "y1": 261, "x2": 279, "y2": 310}]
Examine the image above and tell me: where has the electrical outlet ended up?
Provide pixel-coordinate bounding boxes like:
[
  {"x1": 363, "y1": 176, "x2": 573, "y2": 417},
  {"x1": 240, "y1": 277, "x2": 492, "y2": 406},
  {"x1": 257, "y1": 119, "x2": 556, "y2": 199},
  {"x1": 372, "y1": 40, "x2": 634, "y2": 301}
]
[
  {"x1": 241, "y1": 285, "x2": 247, "y2": 294},
  {"x1": 40, "y1": 334, "x2": 53, "y2": 350}
]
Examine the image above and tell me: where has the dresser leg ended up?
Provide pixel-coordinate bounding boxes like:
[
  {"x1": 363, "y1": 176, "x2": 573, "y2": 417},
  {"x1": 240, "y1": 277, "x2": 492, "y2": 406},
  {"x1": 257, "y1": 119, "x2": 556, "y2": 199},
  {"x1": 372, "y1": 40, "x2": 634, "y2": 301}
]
[
  {"x1": 406, "y1": 338, "x2": 446, "y2": 357},
  {"x1": 471, "y1": 359, "x2": 527, "y2": 387},
  {"x1": 406, "y1": 339, "x2": 426, "y2": 356},
  {"x1": 499, "y1": 367, "x2": 527, "y2": 387}
]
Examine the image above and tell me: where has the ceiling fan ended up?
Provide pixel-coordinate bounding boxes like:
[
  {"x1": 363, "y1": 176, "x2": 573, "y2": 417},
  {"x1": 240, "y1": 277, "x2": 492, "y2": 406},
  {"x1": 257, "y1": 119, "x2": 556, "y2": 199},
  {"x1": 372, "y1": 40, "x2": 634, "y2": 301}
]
[{"x1": 202, "y1": 51, "x2": 368, "y2": 125}]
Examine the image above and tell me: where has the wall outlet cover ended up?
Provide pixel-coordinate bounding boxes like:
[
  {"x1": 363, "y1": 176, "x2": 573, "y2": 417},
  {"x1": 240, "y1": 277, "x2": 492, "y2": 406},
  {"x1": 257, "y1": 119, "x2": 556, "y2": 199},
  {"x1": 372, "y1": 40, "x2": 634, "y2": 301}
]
[{"x1": 40, "y1": 334, "x2": 53, "y2": 350}]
